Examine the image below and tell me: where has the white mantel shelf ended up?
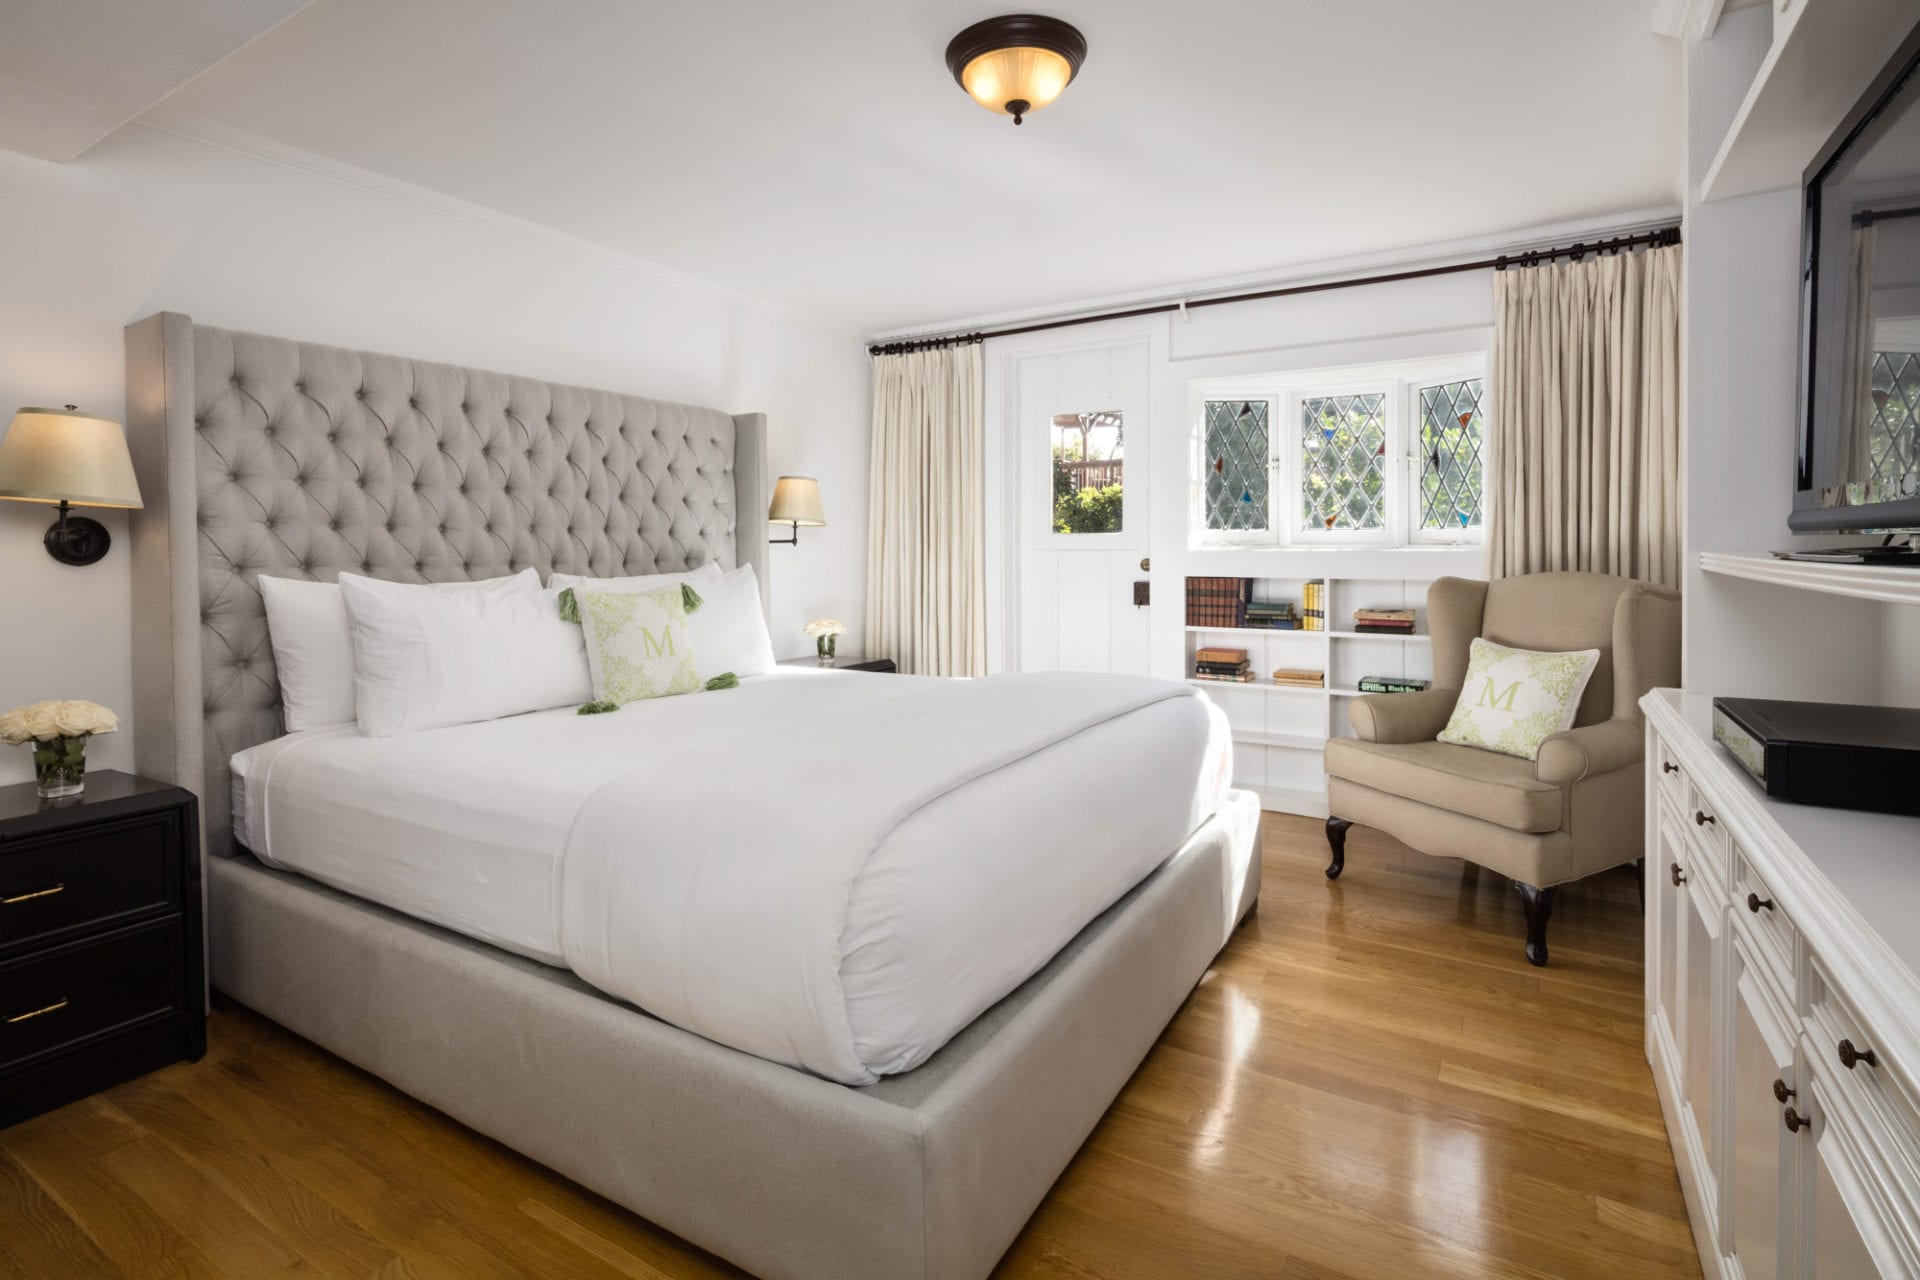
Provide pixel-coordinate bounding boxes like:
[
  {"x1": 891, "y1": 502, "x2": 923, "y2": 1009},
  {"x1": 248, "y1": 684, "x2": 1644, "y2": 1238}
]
[{"x1": 1699, "y1": 551, "x2": 1920, "y2": 607}]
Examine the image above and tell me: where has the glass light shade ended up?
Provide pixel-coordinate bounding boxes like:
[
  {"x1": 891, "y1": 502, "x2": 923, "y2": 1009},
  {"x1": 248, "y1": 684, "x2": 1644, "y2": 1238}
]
[
  {"x1": 0, "y1": 407, "x2": 143, "y2": 509},
  {"x1": 769, "y1": 475, "x2": 826, "y2": 527},
  {"x1": 959, "y1": 46, "x2": 1073, "y2": 118}
]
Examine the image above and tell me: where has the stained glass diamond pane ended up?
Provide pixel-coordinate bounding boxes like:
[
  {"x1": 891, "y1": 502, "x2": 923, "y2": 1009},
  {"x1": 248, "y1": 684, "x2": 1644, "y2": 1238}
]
[
  {"x1": 1418, "y1": 378, "x2": 1485, "y2": 530},
  {"x1": 1869, "y1": 352, "x2": 1919, "y2": 497},
  {"x1": 1204, "y1": 400, "x2": 1269, "y2": 531},
  {"x1": 1300, "y1": 393, "x2": 1385, "y2": 531}
]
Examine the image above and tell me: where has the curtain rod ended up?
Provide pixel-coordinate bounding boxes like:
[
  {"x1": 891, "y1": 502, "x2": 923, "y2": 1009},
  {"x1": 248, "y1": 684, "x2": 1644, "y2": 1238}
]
[
  {"x1": 1856, "y1": 206, "x2": 1920, "y2": 225},
  {"x1": 867, "y1": 224, "x2": 1682, "y2": 357}
]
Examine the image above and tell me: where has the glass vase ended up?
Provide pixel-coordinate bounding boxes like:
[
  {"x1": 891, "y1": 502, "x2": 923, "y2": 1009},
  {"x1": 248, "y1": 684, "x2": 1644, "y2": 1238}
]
[
  {"x1": 816, "y1": 634, "x2": 837, "y2": 667},
  {"x1": 32, "y1": 735, "x2": 87, "y2": 799}
]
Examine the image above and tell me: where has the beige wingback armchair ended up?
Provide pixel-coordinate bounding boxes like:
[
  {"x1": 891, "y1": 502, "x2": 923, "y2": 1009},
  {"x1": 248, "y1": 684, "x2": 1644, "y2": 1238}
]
[{"x1": 1322, "y1": 572, "x2": 1681, "y2": 966}]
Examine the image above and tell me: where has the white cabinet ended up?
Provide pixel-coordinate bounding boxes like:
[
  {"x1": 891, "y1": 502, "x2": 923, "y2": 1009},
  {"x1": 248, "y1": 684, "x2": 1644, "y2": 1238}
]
[{"x1": 1643, "y1": 690, "x2": 1920, "y2": 1280}]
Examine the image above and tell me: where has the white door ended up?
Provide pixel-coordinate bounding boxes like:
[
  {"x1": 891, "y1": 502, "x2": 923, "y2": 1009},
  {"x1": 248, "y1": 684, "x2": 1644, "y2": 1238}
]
[
  {"x1": 1727, "y1": 936, "x2": 1794, "y2": 1280},
  {"x1": 1013, "y1": 342, "x2": 1151, "y2": 674}
]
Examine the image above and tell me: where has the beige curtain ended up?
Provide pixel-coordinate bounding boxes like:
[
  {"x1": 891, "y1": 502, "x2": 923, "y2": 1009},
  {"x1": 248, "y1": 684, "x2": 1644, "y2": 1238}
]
[
  {"x1": 1487, "y1": 243, "x2": 1682, "y2": 587},
  {"x1": 865, "y1": 344, "x2": 986, "y2": 676},
  {"x1": 1836, "y1": 223, "x2": 1877, "y2": 487}
]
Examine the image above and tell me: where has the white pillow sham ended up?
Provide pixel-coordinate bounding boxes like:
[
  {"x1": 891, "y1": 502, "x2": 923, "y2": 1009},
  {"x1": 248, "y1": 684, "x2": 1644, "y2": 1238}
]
[
  {"x1": 258, "y1": 575, "x2": 357, "y2": 731},
  {"x1": 547, "y1": 561, "x2": 721, "y2": 596},
  {"x1": 339, "y1": 569, "x2": 592, "y2": 737}
]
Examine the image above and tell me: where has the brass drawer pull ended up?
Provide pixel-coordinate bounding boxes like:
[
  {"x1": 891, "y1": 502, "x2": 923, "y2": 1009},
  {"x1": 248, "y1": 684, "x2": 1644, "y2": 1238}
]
[
  {"x1": 1694, "y1": 810, "x2": 1716, "y2": 827},
  {"x1": 1773, "y1": 1078, "x2": 1795, "y2": 1103},
  {"x1": 1838, "y1": 1039, "x2": 1878, "y2": 1071},
  {"x1": 1, "y1": 883, "x2": 64, "y2": 905},
  {"x1": 1783, "y1": 1105, "x2": 1809, "y2": 1134},
  {"x1": 1747, "y1": 893, "x2": 1774, "y2": 914},
  {"x1": 4, "y1": 997, "x2": 68, "y2": 1025},
  {"x1": 1670, "y1": 863, "x2": 1687, "y2": 887},
  {"x1": 1662, "y1": 761, "x2": 1679, "y2": 774}
]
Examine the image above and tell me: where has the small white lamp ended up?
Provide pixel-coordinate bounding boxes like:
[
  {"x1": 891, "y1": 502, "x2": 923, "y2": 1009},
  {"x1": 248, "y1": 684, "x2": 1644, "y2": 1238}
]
[
  {"x1": 0, "y1": 406, "x2": 144, "y2": 565},
  {"x1": 768, "y1": 475, "x2": 826, "y2": 546}
]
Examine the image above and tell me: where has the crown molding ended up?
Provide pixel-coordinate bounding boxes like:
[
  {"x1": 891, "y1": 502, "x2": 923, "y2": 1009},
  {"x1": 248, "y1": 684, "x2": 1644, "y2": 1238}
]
[
  {"x1": 129, "y1": 112, "x2": 855, "y2": 335},
  {"x1": 867, "y1": 203, "x2": 1683, "y2": 344}
]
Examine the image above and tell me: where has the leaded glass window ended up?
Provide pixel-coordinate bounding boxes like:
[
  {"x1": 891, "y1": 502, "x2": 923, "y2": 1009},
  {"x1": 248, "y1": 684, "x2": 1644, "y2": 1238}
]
[
  {"x1": 1869, "y1": 352, "x2": 1919, "y2": 497},
  {"x1": 1418, "y1": 378, "x2": 1485, "y2": 530},
  {"x1": 1203, "y1": 400, "x2": 1269, "y2": 532},
  {"x1": 1300, "y1": 393, "x2": 1386, "y2": 531}
]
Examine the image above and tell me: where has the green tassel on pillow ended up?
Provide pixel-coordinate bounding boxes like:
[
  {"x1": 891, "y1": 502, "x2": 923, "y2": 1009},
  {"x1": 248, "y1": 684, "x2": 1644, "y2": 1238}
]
[
  {"x1": 704, "y1": 672, "x2": 738, "y2": 691},
  {"x1": 682, "y1": 583, "x2": 704, "y2": 614},
  {"x1": 558, "y1": 587, "x2": 580, "y2": 624},
  {"x1": 577, "y1": 698, "x2": 619, "y2": 715}
]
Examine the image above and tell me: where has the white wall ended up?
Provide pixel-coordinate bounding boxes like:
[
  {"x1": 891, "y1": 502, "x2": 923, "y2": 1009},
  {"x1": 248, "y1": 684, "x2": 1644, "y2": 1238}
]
[
  {"x1": 983, "y1": 269, "x2": 1492, "y2": 681},
  {"x1": 0, "y1": 124, "x2": 869, "y2": 785}
]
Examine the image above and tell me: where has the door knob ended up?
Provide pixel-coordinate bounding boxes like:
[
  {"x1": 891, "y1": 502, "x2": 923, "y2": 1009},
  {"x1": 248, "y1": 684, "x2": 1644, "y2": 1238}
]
[
  {"x1": 1670, "y1": 863, "x2": 1687, "y2": 887},
  {"x1": 1662, "y1": 761, "x2": 1679, "y2": 774},
  {"x1": 1747, "y1": 893, "x2": 1774, "y2": 914},
  {"x1": 1772, "y1": 1078, "x2": 1795, "y2": 1103},
  {"x1": 1783, "y1": 1106, "x2": 1809, "y2": 1134},
  {"x1": 1694, "y1": 810, "x2": 1716, "y2": 827},
  {"x1": 1838, "y1": 1039, "x2": 1878, "y2": 1071}
]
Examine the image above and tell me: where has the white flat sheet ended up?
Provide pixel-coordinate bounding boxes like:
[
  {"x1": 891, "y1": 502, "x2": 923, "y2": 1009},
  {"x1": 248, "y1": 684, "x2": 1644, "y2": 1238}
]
[{"x1": 234, "y1": 668, "x2": 1234, "y2": 1079}]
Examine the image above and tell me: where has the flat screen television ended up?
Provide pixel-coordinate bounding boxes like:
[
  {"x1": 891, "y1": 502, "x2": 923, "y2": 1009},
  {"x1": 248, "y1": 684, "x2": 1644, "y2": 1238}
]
[{"x1": 1794, "y1": 20, "x2": 1920, "y2": 532}]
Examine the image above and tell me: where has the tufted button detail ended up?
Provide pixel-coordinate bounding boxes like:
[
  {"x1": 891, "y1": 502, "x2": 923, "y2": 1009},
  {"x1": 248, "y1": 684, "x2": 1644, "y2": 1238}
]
[{"x1": 356, "y1": 388, "x2": 366, "y2": 400}]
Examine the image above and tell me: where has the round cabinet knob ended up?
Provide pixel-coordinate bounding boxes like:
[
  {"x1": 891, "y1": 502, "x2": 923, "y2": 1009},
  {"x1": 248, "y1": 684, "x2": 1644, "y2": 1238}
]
[
  {"x1": 1772, "y1": 1078, "x2": 1796, "y2": 1104},
  {"x1": 1838, "y1": 1039, "x2": 1879, "y2": 1071},
  {"x1": 1747, "y1": 893, "x2": 1774, "y2": 914},
  {"x1": 1670, "y1": 863, "x2": 1687, "y2": 887},
  {"x1": 1784, "y1": 1106, "x2": 1809, "y2": 1134},
  {"x1": 1694, "y1": 810, "x2": 1716, "y2": 827},
  {"x1": 1662, "y1": 761, "x2": 1679, "y2": 774}
]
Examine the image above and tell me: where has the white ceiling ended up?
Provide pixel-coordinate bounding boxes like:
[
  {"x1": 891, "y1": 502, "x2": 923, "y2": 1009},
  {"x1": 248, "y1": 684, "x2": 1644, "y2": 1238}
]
[
  {"x1": 0, "y1": 0, "x2": 309, "y2": 162},
  {"x1": 46, "y1": 1, "x2": 1683, "y2": 331}
]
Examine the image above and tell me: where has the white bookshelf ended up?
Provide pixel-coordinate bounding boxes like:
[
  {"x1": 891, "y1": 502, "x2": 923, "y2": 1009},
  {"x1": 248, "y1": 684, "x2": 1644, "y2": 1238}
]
[{"x1": 1187, "y1": 574, "x2": 1439, "y2": 818}]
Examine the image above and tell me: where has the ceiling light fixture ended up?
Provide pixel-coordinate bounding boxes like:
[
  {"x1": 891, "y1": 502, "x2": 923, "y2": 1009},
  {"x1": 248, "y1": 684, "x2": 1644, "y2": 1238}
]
[{"x1": 944, "y1": 14, "x2": 1087, "y2": 126}]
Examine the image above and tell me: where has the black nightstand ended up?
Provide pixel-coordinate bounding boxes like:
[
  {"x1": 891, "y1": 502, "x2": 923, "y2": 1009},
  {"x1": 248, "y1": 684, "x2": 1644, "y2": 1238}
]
[
  {"x1": 777, "y1": 656, "x2": 898, "y2": 673},
  {"x1": 0, "y1": 770, "x2": 204, "y2": 1127}
]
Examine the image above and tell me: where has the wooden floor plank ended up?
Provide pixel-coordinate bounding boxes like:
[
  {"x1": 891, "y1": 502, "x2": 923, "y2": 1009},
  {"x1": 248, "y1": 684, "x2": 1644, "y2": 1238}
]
[{"x1": 0, "y1": 814, "x2": 1698, "y2": 1279}]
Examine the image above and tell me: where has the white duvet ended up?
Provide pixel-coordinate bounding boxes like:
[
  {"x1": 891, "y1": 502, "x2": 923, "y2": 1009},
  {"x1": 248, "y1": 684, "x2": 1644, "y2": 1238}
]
[{"x1": 237, "y1": 670, "x2": 1232, "y2": 1084}]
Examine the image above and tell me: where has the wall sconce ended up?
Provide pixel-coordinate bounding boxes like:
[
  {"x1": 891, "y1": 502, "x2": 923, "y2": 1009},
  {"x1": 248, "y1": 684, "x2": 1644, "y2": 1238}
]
[
  {"x1": 0, "y1": 406, "x2": 144, "y2": 565},
  {"x1": 768, "y1": 475, "x2": 825, "y2": 546}
]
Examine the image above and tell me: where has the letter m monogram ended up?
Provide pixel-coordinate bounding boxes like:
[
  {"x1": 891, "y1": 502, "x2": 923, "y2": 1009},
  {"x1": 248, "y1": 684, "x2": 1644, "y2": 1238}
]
[
  {"x1": 1475, "y1": 677, "x2": 1520, "y2": 713},
  {"x1": 639, "y1": 626, "x2": 676, "y2": 659}
]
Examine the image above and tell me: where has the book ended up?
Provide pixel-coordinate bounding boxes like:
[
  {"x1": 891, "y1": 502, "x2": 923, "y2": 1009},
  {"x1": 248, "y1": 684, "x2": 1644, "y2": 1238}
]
[
  {"x1": 1195, "y1": 664, "x2": 1252, "y2": 677},
  {"x1": 1194, "y1": 646, "x2": 1250, "y2": 664},
  {"x1": 1353, "y1": 621, "x2": 1416, "y2": 634},
  {"x1": 1185, "y1": 577, "x2": 1252, "y2": 628},
  {"x1": 1191, "y1": 671, "x2": 1256, "y2": 683},
  {"x1": 1354, "y1": 607, "x2": 1415, "y2": 622},
  {"x1": 1271, "y1": 667, "x2": 1325, "y2": 687},
  {"x1": 1302, "y1": 582, "x2": 1324, "y2": 631},
  {"x1": 1358, "y1": 676, "x2": 1430, "y2": 693}
]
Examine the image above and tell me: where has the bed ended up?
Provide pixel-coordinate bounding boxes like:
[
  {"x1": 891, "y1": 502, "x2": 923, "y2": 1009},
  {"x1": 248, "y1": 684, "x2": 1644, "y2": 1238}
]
[{"x1": 124, "y1": 312, "x2": 1262, "y2": 1280}]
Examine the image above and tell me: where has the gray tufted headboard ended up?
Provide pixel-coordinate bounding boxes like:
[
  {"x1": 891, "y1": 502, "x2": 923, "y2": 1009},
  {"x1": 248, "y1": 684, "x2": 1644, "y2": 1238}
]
[{"x1": 124, "y1": 312, "x2": 768, "y2": 857}]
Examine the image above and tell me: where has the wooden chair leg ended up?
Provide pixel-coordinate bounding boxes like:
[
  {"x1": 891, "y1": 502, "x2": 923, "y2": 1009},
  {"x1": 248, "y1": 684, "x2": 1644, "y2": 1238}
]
[
  {"x1": 1325, "y1": 816, "x2": 1352, "y2": 880},
  {"x1": 1515, "y1": 882, "x2": 1556, "y2": 966}
]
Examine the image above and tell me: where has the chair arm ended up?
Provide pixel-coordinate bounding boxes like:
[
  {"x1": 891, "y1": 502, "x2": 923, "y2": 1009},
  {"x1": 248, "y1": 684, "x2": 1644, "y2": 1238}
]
[
  {"x1": 1536, "y1": 718, "x2": 1644, "y2": 784},
  {"x1": 1348, "y1": 687, "x2": 1455, "y2": 744}
]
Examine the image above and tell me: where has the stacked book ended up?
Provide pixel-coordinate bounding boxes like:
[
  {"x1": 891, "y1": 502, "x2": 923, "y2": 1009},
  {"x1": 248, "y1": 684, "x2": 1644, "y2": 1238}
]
[
  {"x1": 1186, "y1": 577, "x2": 1253, "y2": 628},
  {"x1": 1302, "y1": 582, "x2": 1326, "y2": 631},
  {"x1": 1192, "y1": 647, "x2": 1254, "y2": 683},
  {"x1": 1358, "y1": 675, "x2": 1431, "y2": 694},
  {"x1": 1353, "y1": 607, "x2": 1416, "y2": 635},
  {"x1": 1271, "y1": 667, "x2": 1325, "y2": 689},
  {"x1": 1245, "y1": 599, "x2": 1300, "y2": 630}
]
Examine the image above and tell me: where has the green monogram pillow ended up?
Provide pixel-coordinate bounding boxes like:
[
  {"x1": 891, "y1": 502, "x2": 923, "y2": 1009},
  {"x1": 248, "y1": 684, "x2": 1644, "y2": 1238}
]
[
  {"x1": 575, "y1": 586, "x2": 704, "y2": 705},
  {"x1": 1438, "y1": 637, "x2": 1601, "y2": 761}
]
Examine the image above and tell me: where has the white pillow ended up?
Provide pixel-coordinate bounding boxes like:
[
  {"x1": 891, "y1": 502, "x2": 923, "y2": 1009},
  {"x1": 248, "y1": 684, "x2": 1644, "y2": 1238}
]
[
  {"x1": 259, "y1": 576, "x2": 356, "y2": 731},
  {"x1": 684, "y1": 564, "x2": 776, "y2": 678},
  {"x1": 547, "y1": 561, "x2": 722, "y2": 595},
  {"x1": 1437, "y1": 637, "x2": 1601, "y2": 761},
  {"x1": 339, "y1": 569, "x2": 591, "y2": 737}
]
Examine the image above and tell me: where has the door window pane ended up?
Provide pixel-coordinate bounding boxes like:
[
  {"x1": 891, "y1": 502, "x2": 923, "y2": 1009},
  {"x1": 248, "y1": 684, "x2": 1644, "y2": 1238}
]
[
  {"x1": 1869, "y1": 351, "x2": 1919, "y2": 498},
  {"x1": 1419, "y1": 378, "x2": 1485, "y2": 530},
  {"x1": 1300, "y1": 393, "x2": 1386, "y2": 531},
  {"x1": 1203, "y1": 400, "x2": 1269, "y2": 532},
  {"x1": 1051, "y1": 411, "x2": 1123, "y2": 533}
]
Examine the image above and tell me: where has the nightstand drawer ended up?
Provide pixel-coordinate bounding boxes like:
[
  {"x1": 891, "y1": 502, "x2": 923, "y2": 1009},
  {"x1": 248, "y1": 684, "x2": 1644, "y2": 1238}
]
[
  {"x1": 0, "y1": 918, "x2": 184, "y2": 1071},
  {"x1": 0, "y1": 813, "x2": 179, "y2": 951}
]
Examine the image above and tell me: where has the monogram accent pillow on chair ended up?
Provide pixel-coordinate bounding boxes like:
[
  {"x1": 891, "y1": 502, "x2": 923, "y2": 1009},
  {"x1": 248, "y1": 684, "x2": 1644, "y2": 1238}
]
[
  {"x1": 576, "y1": 586, "x2": 706, "y2": 705},
  {"x1": 1438, "y1": 637, "x2": 1601, "y2": 761}
]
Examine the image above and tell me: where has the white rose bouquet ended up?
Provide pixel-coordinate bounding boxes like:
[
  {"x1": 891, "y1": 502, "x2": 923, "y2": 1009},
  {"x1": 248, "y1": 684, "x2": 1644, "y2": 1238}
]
[
  {"x1": 1, "y1": 699, "x2": 118, "y2": 799},
  {"x1": 804, "y1": 617, "x2": 847, "y2": 664}
]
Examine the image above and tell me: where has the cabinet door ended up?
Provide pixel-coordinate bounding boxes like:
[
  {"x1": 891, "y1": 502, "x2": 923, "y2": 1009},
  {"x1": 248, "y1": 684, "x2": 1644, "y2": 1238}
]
[
  {"x1": 1653, "y1": 814, "x2": 1685, "y2": 1056},
  {"x1": 1727, "y1": 937, "x2": 1794, "y2": 1280},
  {"x1": 1804, "y1": 1077, "x2": 1898, "y2": 1279},
  {"x1": 1682, "y1": 861, "x2": 1721, "y2": 1180}
]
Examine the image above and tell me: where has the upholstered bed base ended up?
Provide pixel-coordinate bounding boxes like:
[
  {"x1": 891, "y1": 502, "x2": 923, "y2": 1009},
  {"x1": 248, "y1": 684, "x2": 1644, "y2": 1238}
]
[{"x1": 211, "y1": 789, "x2": 1262, "y2": 1280}]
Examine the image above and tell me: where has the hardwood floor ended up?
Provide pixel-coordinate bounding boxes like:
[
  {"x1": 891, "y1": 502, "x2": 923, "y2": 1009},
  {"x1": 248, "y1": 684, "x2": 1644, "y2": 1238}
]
[{"x1": 0, "y1": 815, "x2": 1700, "y2": 1280}]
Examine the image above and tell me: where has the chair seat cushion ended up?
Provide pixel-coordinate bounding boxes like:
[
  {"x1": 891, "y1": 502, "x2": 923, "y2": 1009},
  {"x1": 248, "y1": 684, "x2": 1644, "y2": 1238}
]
[{"x1": 1324, "y1": 738, "x2": 1565, "y2": 833}]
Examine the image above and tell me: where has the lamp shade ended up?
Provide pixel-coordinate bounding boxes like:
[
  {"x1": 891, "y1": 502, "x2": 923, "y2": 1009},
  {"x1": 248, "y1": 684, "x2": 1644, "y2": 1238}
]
[
  {"x1": 768, "y1": 475, "x2": 826, "y2": 527},
  {"x1": 0, "y1": 407, "x2": 143, "y2": 509},
  {"x1": 944, "y1": 15, "x2": 1087, "y2": 125}
]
